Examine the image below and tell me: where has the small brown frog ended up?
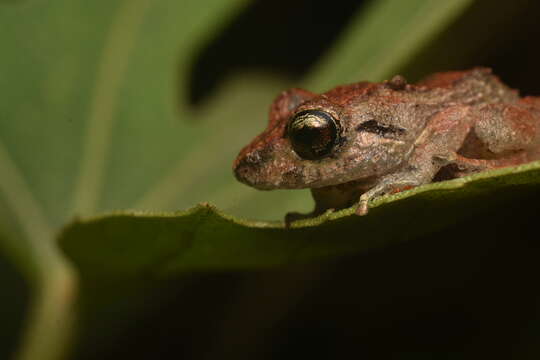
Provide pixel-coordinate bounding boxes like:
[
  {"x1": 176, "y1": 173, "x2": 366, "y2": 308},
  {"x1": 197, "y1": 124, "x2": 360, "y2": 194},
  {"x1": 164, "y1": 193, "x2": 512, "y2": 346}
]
[{"x1": 233, "y1": 68, "x2": 540, "y2": 221}]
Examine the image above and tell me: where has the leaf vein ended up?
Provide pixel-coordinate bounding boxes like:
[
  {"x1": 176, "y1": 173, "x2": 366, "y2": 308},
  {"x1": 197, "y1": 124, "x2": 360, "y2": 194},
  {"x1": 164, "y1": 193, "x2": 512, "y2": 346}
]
[{"x1": 72, "y1": 0, "x2": 153, "y2": 216}]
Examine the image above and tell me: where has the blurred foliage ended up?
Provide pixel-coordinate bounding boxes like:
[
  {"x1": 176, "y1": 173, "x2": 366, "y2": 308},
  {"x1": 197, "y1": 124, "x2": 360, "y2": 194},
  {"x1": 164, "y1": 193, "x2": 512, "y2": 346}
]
[{"x1": 1, "y1": 0, "x2": 540, "y2": 359}]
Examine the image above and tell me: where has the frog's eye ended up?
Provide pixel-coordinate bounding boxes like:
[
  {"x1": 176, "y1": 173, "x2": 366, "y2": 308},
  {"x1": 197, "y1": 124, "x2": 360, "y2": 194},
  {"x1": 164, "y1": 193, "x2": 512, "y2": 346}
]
[{"x1": 287, "y1": 110, "x2": 340, "y2": 160}]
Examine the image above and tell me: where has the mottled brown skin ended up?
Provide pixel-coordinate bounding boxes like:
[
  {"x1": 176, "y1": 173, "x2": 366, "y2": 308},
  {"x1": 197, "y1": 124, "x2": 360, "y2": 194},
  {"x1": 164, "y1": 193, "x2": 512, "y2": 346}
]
[{"x1": 233, "y1": 68, "x2": 540, "y2": 222}]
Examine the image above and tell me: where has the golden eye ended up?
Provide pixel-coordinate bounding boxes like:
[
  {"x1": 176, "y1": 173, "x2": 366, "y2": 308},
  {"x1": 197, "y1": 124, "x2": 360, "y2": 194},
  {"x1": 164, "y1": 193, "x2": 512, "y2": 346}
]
[{"x1": 287, "y1": 110, "x2": 340, "y2": 160}]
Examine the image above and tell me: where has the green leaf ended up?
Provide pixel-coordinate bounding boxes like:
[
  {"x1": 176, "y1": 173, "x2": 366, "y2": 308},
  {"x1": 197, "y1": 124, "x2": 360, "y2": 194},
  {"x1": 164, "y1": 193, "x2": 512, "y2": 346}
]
[
  {"x1": 0, "y1": 0, "x2": 249, "y2": 359},
  {"x1": 60, "y1": 161, "x2": 540, "y2": 279}
]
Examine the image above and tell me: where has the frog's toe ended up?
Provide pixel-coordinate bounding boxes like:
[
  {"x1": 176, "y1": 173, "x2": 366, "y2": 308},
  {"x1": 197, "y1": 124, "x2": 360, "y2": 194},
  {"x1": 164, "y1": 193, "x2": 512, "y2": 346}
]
[
  {"x1": 355, "y1": 200, "x2": 369, "y2": 216},
  {"x1": 355, "y1": 192, "x2": 374, "y2": 216}
]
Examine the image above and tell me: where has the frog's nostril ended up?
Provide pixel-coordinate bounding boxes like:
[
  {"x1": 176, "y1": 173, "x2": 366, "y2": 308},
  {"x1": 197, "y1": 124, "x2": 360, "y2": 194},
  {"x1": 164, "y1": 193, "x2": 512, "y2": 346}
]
[
  {"x1": 245, "y1": 152, "x2": 261, "y2": 165},
  {"x1": 233, "y1": 147, "x2": 273, "y2": 186},
  {"x1": 234, "y1": 152, "x2": 260, "y2": 182},
  {"x1": 247, "y1": 148, "x2": 271, "y2": 165}
]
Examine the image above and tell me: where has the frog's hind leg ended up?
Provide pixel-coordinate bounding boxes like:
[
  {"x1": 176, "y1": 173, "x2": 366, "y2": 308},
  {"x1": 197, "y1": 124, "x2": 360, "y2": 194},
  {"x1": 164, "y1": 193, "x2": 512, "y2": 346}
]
[
  {"x1": 443, "y1": 151, "x2": 529, "y2": 176},
  {"x1": 473, "y1": 101, "x2": 540, "y2": 158},
  {"x1": 439, "y1": 100, "x2": 540, "y2": 177}
]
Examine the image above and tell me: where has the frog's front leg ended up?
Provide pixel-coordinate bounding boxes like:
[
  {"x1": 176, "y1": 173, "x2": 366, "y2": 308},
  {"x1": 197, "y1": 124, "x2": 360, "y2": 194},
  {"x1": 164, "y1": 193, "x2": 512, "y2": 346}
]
[
  {"x1": 356, "y1": 106, "x2": 474, "y2": 215},
  {"x1": 285, "y1": 182, "x2": 368, "y2": 226},
  {"x1": 356, "y1": 170, "x2": 429, "y2": 215}
]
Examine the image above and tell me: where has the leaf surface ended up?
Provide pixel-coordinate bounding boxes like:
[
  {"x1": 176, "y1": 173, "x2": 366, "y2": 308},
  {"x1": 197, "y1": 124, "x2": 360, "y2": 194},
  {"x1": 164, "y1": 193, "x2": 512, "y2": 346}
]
[{"x1": 60, "y1": 161, "x2": 540, "y2": 279}]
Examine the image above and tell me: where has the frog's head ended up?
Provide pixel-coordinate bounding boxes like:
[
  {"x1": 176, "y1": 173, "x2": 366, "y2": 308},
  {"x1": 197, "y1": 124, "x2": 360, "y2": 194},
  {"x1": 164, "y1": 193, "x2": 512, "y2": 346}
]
[{"x1": 233, "y1": 81, "x2": 420, "y2": 190}]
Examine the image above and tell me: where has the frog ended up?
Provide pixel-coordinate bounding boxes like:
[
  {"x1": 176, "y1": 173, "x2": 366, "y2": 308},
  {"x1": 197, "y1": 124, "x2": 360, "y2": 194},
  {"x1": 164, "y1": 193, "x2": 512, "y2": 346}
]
[{"x1": 233, "y1": 68, "x2": 540, "y2": 223}]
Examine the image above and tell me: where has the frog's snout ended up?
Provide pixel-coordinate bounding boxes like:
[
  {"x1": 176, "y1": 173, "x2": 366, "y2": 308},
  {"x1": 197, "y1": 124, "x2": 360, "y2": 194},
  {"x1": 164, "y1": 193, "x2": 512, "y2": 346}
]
[{"x1": 233, "y1": 147, "x2": 273, "y2": 189}]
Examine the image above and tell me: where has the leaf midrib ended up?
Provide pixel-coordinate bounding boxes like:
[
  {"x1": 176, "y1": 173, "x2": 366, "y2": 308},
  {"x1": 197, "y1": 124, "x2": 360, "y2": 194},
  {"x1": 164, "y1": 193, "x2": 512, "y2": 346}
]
[{"x1": 71, "y1": 0, "x2": 154, "y2": 216}]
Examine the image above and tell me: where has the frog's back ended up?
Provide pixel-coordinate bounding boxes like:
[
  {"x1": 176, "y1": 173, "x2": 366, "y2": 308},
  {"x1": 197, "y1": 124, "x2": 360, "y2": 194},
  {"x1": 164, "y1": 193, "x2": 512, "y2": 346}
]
[
  {"x1": 318, "y1": 68, "x2": 519, "y2": 109},
  {"x1": 416, "y1": 67, "x2": 519, "y2": 106},
  {"x1": 320, "y1": 81, "x2": 377, "y2": 105}
]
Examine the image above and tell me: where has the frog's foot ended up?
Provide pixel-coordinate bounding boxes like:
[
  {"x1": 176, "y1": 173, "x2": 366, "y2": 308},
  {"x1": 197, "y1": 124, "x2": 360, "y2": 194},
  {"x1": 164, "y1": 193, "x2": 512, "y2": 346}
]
[
  {"x1": 355, "y1": 174, "x2": 422, "y2": 215},
  {"x1": 356, "y1": 200, "x2": 370, "y2": 216}
]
